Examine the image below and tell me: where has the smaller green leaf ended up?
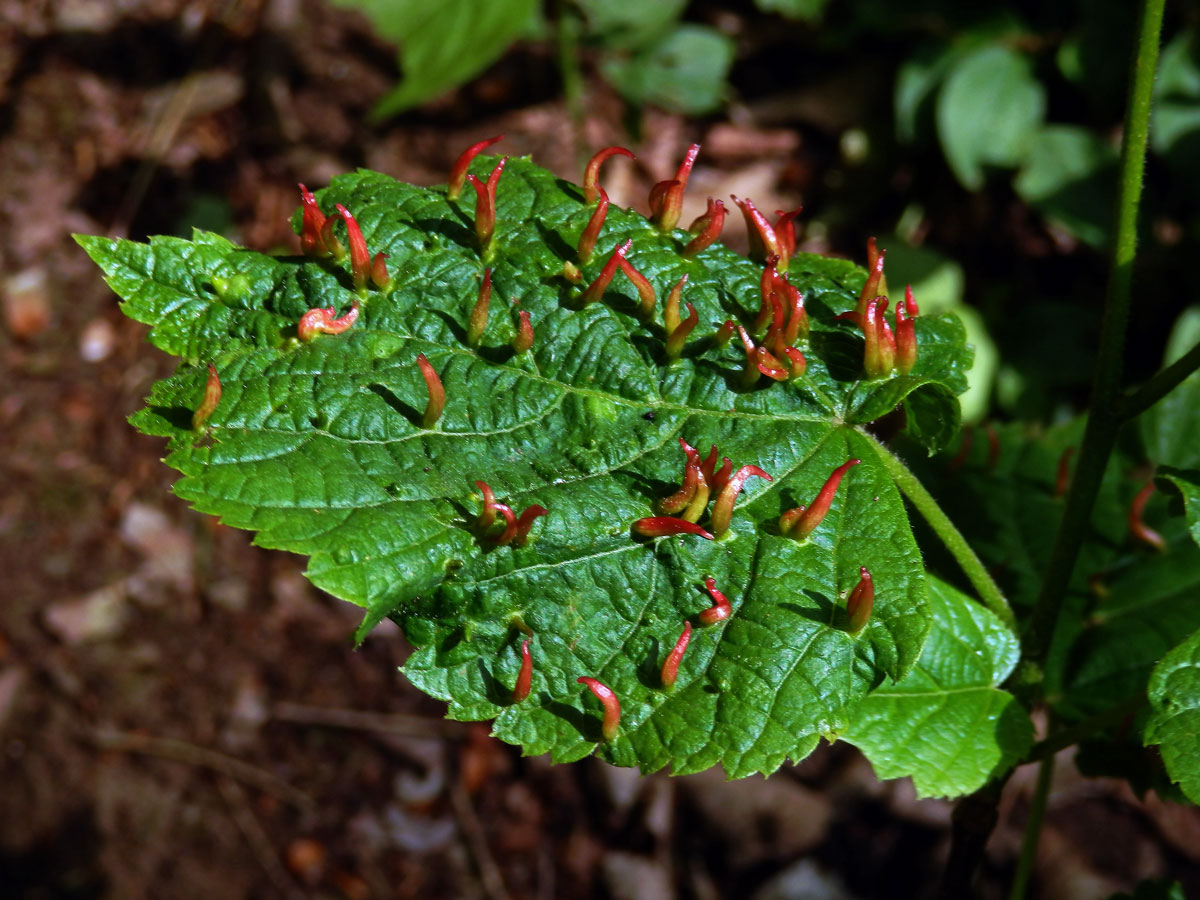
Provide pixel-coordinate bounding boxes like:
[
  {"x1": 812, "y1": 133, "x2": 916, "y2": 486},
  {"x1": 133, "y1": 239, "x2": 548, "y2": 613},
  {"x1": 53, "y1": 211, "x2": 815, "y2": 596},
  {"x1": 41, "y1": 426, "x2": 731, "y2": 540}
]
[
  {"x1": 601, "y1": 24, "x2": 734, "y2": 115},
  {"x1": 1065, "y1": 543, "x2": 1200, "y2": 722},
  {"x1": 754, "y1": 0, "x2": 831, "y2": 22},
  {"x1": 842, "y1": 577, "x2": 1032, "y2": 799},
  {"x1": 895, "y1": 44, "x2": 961, "y2": 146},
  {"x1": 573, "y1": 0, "x2": 687, "y2": 49},
  {"x1": 1014, "y1": 125, "x2": 1118, "y2": 249},
  {"x1": 1141, "y1": 306, "x2": 1200, "y2": 471},
  {"x1": 336, "y1": 0, "x2": 540, "y2": 119},
  {"x1": 1158, "y1": 467, "x2": 1200, "y2": 549},
  {"x1": 936, "y1": 44, "x2": 1046, "y2": 191},
  {"x1": 1144, "y1": 628, "x2": 1200, "y2": 804}
]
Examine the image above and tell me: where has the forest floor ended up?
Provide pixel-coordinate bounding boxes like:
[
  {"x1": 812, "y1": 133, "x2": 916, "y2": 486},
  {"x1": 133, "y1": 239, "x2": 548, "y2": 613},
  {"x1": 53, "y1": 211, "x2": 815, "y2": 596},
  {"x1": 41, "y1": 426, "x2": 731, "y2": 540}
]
[{"x1": 2, "y1": 1, "x2": 1198, "y2": 898}]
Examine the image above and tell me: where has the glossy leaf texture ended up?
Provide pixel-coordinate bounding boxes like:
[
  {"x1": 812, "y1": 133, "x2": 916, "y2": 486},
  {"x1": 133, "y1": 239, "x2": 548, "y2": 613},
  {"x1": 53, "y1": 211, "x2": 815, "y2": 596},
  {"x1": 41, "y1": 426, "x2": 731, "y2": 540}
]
[
  {"x1": 1143, "y1": 628, "x2": 1200, "y2": 804},
  {"x1": 77, "y1": 154, "x2": 972, "y2": 776},
  {"x1": 841, "y1": 577, "x2": 1032, "y2": 798}
]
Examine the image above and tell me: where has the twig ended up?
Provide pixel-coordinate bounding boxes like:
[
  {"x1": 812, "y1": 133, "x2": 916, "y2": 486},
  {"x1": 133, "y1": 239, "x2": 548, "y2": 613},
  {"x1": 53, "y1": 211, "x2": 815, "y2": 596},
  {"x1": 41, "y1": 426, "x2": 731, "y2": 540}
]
[
  {"x1": 91, "y1": 729, "x2": 316, "y2": 815},
  {"x1": 217, "y1": 775, "x2": 306, "y2": 900},
  {"x1": 1007, "y1": 756, "x2": 1055, "y2": 900},
  {"x1": 449, "y1": 769, "x2": 513, "y2": 900}
]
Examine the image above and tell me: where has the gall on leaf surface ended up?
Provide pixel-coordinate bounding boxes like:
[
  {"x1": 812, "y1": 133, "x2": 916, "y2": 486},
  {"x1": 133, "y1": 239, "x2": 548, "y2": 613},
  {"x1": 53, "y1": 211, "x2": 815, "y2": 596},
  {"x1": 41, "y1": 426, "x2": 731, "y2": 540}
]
[{"x1": 76, "y1": 155, "x2": 973, "y2": 776}]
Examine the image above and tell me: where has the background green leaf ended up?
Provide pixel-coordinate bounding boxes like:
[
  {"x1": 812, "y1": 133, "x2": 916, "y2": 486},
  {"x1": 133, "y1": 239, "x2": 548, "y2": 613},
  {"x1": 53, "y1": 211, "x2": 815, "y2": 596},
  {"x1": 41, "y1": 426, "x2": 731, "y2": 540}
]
[
  {"x1": 1141, "y1": 306, "x2": 1200, "y2": 470},
  {"x1": 1143, "y1": 628, "x2": 1200, "y2": 804},
  {"x1": 600, "y1": 24, "x2": 735, "y2": 115},
  {"x1": 935, "y1": 43, "x2": 1046, "y2": 191},
  {"x1": 334, "y1": 0, "x2": 541, "y2": 119},
  {"x1": 1014, "y1": 125, "x2": 1118, "y2": 249},
  {"x1": 842, "y1": 576, "x2": 1032, "y2": 799}
]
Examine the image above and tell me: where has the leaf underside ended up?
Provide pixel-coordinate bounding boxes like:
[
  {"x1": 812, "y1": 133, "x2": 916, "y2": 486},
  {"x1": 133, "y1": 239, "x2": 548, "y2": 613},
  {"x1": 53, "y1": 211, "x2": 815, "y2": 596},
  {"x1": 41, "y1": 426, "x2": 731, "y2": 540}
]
[{"x1": 78, "y1": 154, "x2": 990, "y2": 780}]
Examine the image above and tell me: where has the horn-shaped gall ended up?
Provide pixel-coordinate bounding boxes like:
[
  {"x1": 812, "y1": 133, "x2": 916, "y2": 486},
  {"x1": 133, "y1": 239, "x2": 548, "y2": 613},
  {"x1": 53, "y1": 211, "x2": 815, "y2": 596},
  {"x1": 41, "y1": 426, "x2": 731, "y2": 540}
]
[
  {"x1": 335, "y1": 204, "x2": 371, "y2": 293},
  {"x1": 664, "y1": 274, "x2": 688, "y2": 334},
  {"x1": 863, "y1": 297, "x2": 895, "y2": 378},
  {"x1": 577, "y1": 186, "x2": 609, "y2": 264},
  {"x1": 514, "y1": 504, "x2": 548, "y2": 546},
  {"x1": 465, "y1": 157, "x2": 507, "y2": 257},
  {"x1": 781, "y1": 280, "x2": 808, "y2": 345},
  {"x1": 756, "y1": 255, "x2": 785, "y2": 338},
  {"x1": 580, "y1": 239, "x2": 632, "y2": 305},
  {"x1": 712, "y1": 319, "x2": 736, "y2": 348},
  {"x1": 894, "y1": 285, "x2": 918, "y2": 374},
  {"x1": 298, "y1": 300, "x2": 359, "y2": 341},
  {"x1": 660, "y1": 622, "x2": 692, "y2": 689},
  {"x1": 709, "y1": 465, "x2": 773, "y2": 537},
  {"x1": 780, "y1": 458, "x2": 860, "y2": 539},
  {"x1": 666, "y1": 303, "x2": 698, "y2": 362},
  {"x1": 370, "y1": 252, "x2": 391, "y2": 292},
  {"x1": 513, "y1": 639, "x2": 532, "y2": 702},
  {"x1": 632, "y1": 516, "x2": 715, "y2": 540},
  {"x1": 699, "y1": 576, "x2": 731, "y2": 625},
  {"x1": 448, "y1": 134, "x2": 504, "y2": 200},
  {"x1": 1129, "y1": 481, "x2": 1166, "y2": 551},
  {"x1": 416, "y1": 353, "x2": 444, "y2": 428},
  {"x1": 732, "y1": 196, "x2": 782, "y2": 265},
  {"x1": 683, "y1": 198, "x2": 726, "y2": 257},
  {"x1": 618, "y1": 255, "x2": 656, "y2": 319},
  {"x1": 193, "y1": 363, "x2": 221, "y2": 431},
  {"x1": 650, "y1": 143, "x2": 701, "y2": 231},
  {"x1": 756, "y1": 346, "x2": 789, "y2": 381},
  {"x1": 512, "y1": 310, "x2": 534, "y2": 354},
  {"x1": 783, "y1": 346, "x2": 806, "y2": 379},
  {"x1": 475, "y1": 481, "x2": 501, "y2": 531},
  {"x1": 846, "y1": 567, "x2": 874, "y2": 633},
  {"x1": 467, "y1": 269, "x2": 492, "y2": 347},
  {"x1": 656, "y1": 442, "x2": 701, "y2": 515},
  {"x1": 774, "y1": 207, "x2": 802, "y2": 264},
  {"x1": 849, "y1": 240, "x2": 887, "y2": 324},
  {"x1": 583, "y1": 146, "x2": 635, "y2": 203},
  {"x1": 298, "y1": 184, "x2": 327, "y2": 256},
  {"x1": 577, "y1": 677, "x2": 620, "y2": 741}
]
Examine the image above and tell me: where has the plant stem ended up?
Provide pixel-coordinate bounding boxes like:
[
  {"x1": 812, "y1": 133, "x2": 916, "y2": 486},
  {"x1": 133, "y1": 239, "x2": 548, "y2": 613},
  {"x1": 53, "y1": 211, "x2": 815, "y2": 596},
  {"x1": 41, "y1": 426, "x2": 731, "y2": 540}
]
[
  {"x1": 862, "y1": 429, "x2": 1015, "y2": 630},
  {"x1": 1118, "y1": 339, "x2": 1200, "y2": 420},
  {"x1": 1008, "y1": 756, "x2": 1055, "y2": 900},
  {"x1": 1022, "y1": 0, "x2": 1166, "y2": 670}
]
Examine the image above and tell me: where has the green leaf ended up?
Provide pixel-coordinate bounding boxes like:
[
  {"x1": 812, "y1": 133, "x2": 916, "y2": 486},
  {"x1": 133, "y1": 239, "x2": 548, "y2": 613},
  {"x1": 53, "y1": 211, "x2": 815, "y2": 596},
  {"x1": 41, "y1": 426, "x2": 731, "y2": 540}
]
[
  {"x1": 79, "y1": 155, "x2": 972, "y2": 776},
  {"x1": 842, "y1": 576, "x2": 1032, "y2": 799},
  {"x1": 1014, "y1": 125, "x2": 1118, "y2": 249},
  {"x1": 572, "y1": 0, "x2": 687, "y2": 49},
  {"x1": 935, "y1": 44, "x2": 1046, "y2": 191},
  {"x1": 1144, "y1": 628, "x2": 1200, "y2": 804},
  {"x1": 754, "y1": 0, "x2": 831, "y2": 22},
  {"x1": 1063, "y1": 542, "x2": 1200, "y2": 722},
  {"x1": 1141, "y1": 306, "x2": 1200, "y2": 470},
  {"x1": 600, "y1": 24, "x2": 735, "y2": 115},
  {"x1": 1158, "y1": 467, "x2": 1200, "y2": 549},
  {"x1": 333, "y1": 0, "x2": 540, "y2": 119}
]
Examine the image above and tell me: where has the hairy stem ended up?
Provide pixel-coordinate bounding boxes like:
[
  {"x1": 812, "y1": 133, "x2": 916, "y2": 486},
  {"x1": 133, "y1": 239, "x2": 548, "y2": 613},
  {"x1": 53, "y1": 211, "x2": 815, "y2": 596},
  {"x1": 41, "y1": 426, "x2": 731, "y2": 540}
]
[
  {"x1": 1008, "y1": 756, "x2": 1055, "y2": 900},
  {"x1": 862, "y1": 429, "x2": 1015, "y2": 630},
  {"x1": 1023, "y1": 0, "x2": 1166, "y2": 670},
  {"x1": 1118, "y1": 339, "x2": 1200, "y2": 421}
]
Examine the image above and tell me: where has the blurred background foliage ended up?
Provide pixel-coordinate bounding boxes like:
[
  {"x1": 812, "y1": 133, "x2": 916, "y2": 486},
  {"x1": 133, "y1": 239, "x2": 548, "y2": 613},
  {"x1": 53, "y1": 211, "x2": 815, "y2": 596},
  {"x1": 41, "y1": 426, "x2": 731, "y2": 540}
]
[{"x1": 328, "y1": 0, "x2": 1200, "y2": 426}]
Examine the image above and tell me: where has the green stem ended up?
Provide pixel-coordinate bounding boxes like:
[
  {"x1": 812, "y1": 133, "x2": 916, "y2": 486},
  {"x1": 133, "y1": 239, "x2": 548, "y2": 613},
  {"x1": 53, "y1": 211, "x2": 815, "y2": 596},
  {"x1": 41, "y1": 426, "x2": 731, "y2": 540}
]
[
  {"x1": 1023, "y1": 0, "x2": 1166, "y2": 669},
  {"x1": 1008, "y1": 755, "x2": 1055, "y2": 900},
  {"x1": 861, "y1": 429, "x2": 1015, "y2": 630},
  {"x1": 1118, "y1": 339, "x2": 1200, "y2": 421}
]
